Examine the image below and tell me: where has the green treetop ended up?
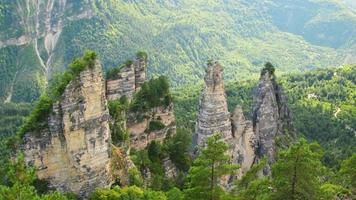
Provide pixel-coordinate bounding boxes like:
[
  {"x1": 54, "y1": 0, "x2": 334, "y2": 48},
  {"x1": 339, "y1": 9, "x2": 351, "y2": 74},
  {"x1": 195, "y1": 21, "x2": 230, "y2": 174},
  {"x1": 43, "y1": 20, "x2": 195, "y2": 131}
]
[{"x1": 184, "y1": 133, "x2": 239, "y2": 200}]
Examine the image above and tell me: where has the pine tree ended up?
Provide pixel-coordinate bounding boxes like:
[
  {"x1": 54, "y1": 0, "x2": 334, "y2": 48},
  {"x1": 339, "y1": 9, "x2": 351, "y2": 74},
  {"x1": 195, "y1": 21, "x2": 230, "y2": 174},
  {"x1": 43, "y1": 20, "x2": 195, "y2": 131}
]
[
  {"x1": 184, "y1": 133, "x2": 239, "y2": 200},
  {"x1": 271, "y1": 138, "x2": 323, "y2": 200}
]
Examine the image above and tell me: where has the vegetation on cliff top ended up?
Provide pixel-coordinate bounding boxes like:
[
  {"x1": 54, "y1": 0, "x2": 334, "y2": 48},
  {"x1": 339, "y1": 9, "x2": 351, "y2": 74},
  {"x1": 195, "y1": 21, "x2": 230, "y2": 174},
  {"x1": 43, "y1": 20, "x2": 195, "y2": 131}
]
[
  {"x1": 130, "y1": 76, "x2": 172, "y2": 113},
  {"x1": 16, "y1": 50, "x2": 97, "y2": 138}
]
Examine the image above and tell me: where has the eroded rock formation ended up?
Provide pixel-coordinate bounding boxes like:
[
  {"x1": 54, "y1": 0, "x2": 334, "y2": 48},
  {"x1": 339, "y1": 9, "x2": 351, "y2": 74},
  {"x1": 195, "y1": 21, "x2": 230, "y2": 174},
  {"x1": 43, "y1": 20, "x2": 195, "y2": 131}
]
[
  {"x1": 194, "y1": 61, "x2": 232, "y2": 147},
  {"x1": 23, "y1": 60, "x2": 111, "y2": 198},
  {"x1": 127, "y1": 105, "x2": 176, "y2": 150},
  {"x1": 193, "y1": 61, "x2": 256, "y2": 181},
  {"x1": 193, "y1": 62, "x2": 294, "y2": 181},
  {"x1": 106, "y1": 57, "x2": 147, "y2": 101},
  {"x1": 252, "y1": 70, "x2": 294, "y2": 175}
]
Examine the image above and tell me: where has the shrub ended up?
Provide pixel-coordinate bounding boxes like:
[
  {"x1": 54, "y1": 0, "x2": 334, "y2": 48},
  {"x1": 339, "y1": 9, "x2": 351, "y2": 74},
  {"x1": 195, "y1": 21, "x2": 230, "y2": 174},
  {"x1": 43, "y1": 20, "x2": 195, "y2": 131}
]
[
  {"x1": 261, "y1": 62, "x2": 275, "y2": 76},
  {"x1": 148, "y1": 120, "x2": 165, "y2": 131},
  {"x1": 136, "y1": 51, "x2": 148, "y2": 61},
  {"x1": 130, "y1": 76, "x2": 172, "y2": 112}
]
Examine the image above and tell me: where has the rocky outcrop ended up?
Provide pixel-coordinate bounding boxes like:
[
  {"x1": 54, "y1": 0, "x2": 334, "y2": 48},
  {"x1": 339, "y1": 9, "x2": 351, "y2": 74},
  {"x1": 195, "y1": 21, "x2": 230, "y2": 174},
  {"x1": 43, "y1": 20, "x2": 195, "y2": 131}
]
[
  {"x1": 106, "y1": 64, "x2": 136, "y2": 100},
  {"x1": 193, "y1": 61, "x2": 256, "y2": 182},
  {"x1": 231, "y1": 107, "x2": 256, "y2": 177},
  {"x1": 252, "y1": 71, "x2": 294, "y2": 175},
  {"x1": 127, "y1": 105, "x2": 176, "y2": 150},
  {"x1": 106, "y1": 58, "x2": 147, "y2": 101},
  {"x1": 193, "y1": 62, "x2": 294, "y2": 181},
  {"x1": 194, "y1": 61, "x2": 232, "y2": 147},
  {"x1": 23, "y1": 60, "x2": 111, "y2": 198}
]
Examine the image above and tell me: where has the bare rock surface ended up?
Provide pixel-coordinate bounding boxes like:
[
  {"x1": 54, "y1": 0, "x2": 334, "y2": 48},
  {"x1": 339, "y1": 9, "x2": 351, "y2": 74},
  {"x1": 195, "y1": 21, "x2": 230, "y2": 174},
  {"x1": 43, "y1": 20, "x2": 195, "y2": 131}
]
[{"x1": 23, "y1": 61, "x2": 111, "y2": 199}]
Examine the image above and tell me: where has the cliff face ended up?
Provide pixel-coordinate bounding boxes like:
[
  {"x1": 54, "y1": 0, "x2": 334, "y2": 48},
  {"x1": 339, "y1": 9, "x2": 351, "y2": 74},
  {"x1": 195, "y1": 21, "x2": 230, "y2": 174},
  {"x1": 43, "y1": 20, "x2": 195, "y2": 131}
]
[
  {"x1": 127, "y1": 105, "x2": 176, "y2": 150},
  {"x1": 252, "y1": 71, "x2": 294, "y2": 175},
  {"x1": 106, "y1": 58, "x2": 147, "y2": 101},
  {"x1": 23, "y1": 60, "x2": 111, "y2": 198},
  {"x1": 106, "y1": 58, "x2": 175, "y2": 151}
]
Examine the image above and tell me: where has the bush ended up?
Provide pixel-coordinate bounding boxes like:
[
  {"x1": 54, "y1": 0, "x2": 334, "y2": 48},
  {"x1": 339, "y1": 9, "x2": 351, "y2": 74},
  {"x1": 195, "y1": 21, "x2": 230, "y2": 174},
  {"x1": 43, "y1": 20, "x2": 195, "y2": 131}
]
[
  {"x1": 261, "y1": 62, "x2": 275, "y2": 76},
  {"x1": 108, "y1": 100, "x2": 129, "y2": 144},
  {"x1": 148, "y1": 120, "x2": 165, "y2": 131},
  {"x1": 130, "y1": 76, "x2": 172, "y2": 112},
  {"x1": 136, "y1": 51, "x2": 148, "y2": 61}
]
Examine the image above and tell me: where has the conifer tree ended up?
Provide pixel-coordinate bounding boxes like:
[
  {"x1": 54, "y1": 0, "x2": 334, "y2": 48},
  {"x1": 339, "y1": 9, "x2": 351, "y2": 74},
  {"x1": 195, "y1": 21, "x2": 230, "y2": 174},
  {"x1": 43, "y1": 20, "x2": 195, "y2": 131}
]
[{"x1": 185, "y1": 133, "x2": 239, "y2": 200}]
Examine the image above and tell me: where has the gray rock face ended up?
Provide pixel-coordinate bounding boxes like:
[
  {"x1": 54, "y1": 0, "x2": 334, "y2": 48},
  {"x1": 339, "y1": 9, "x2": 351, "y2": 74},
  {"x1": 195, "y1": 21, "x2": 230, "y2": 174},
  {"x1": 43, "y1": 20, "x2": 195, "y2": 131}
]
[
  {"x1": 194, "y1": 61, "x2": 232, "y2": 147},
  {"x1": 193, "y1": 62, "x2": 294, "y2": 181},
  {"x1": 252, "y1": 71, "x2": 294, "y2": 175},
  {"x1": 134, "y1": 57, "x2": 147, "y2": 90},
  {"x1": 231, "y1": 107, "x2": 256, "y2": 178},
  {"x1": 106, "y1": 64, "x2": 136, "y2": 100},
  {"x1": 106, "y1": 57, "x2": 147, "y2": 101},
  {"x1": 23, "y1": 60, "x2": 111, "y2": 199},
  {"x1": 193, "y1": 62, "x2": 257, "y2": 184}
]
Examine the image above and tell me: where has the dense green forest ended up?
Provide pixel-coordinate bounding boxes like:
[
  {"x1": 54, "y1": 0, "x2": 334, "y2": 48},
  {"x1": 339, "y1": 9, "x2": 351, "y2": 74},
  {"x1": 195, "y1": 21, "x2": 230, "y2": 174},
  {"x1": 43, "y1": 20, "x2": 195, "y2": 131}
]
[{"x1": 1, "y1": 0, "x2": 355, "y2": 103}]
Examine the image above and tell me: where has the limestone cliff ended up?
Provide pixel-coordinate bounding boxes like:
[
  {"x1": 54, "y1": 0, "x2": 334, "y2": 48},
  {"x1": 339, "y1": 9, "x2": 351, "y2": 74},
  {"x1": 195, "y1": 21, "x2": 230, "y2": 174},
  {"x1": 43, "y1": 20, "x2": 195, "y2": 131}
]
[
  {"x1": 23, "y1": 60, "x2": 111, "y2": 198},
  {"x1": 252, "y1": 70, "x2": 294, "y2": 175},
  {"x1": 106, "y1": 57, "x2": 147, "y2": 101},
  {"x1": 127, "y1": 104, "x2": 176, "y2": 150}
]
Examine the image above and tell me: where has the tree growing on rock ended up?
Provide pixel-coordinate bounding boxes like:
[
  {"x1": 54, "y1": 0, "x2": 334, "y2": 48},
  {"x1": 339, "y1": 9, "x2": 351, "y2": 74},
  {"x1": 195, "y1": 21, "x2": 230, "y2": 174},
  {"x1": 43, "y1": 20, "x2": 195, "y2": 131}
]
[{"x1": 184, "y1": 133, "x2": 239, "y2": 200}]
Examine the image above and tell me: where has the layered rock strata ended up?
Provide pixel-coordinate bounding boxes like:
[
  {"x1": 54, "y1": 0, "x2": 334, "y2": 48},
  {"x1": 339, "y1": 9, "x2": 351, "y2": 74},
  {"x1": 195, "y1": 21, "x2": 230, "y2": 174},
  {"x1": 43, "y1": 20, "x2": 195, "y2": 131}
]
[
  {"x1": 106, "y1": 57, "x2": 147, "y2": 100},
  {"x1": 193, "y1": 61, "x2": 256, "y2": 182},
  {"x1": 127, "y1": 105, "x2": 176, "y2": 150},
  {"x1": 23, "y1": 60, "x2": 111, "y2": 198},
  {"x1": 252, "y1": 71, "x2": 294, "y2": 175},
  {"x1": 194, "y1": 61, "x2": 232, "y2": 147}
]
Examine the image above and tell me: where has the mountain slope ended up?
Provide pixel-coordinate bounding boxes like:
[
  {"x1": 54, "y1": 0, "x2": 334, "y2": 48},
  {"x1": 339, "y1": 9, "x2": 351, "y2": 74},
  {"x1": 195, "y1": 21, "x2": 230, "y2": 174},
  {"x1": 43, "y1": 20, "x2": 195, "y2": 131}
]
[{"x1": 0, "y1": 0, "x2": 355, "y2": 103}]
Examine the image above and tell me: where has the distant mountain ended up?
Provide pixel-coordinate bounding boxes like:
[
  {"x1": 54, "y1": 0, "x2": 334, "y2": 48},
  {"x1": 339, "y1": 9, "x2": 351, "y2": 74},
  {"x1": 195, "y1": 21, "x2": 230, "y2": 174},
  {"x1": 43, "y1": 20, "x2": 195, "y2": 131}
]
[{"x1": 0, "y1": 0, "x2": 355, "y2": 103}]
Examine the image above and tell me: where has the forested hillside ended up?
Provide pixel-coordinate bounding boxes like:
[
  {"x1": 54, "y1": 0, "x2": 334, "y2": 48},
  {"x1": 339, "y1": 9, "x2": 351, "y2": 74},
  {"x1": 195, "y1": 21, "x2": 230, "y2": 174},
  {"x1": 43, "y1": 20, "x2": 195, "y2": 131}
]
[{"x1": 1, "y1": 0, "x2": 355, "y2": 103}]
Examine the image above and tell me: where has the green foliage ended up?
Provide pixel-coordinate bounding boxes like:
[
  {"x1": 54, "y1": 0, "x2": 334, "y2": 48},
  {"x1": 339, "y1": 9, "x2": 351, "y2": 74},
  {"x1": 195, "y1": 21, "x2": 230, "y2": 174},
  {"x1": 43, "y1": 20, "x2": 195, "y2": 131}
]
[
  {"x1": 271, "y1": 139, "x2": 324, "y2": 200},
  {"x1": 233, "y1": 158, "x2": 268, "y2": 191},
  {"x1": 261, "y1": 62, "x2": 275, "y2": 76},
  {"x1": 319, "y1": 183, "x2": 351, "y2": 200},
  {"x1": 166, "y1": 187, "x2": 184, "y2": 200},
  {"x1": 108, "y1": 99, "x2": 129, "y2": 145},
  {"x1": 165, "y1": 129, "x2": 192, "y2": 172},
  {"x1": 339, "y1": 154, "x2": 356, "y2": 192},
  {"x1": 90, "y1": 185, "x2": 168, "y2": 200},
  {"x1": 0, "y1": 154, "x2": 74, "y2": 200},
  {"x1": 136, "y1": 51, "x2": 148, "y2": 61},
  {"x1": 130, "y1": 76, "x2": 172, "y2": 113},
  {"x1": 148, "y1": 120, "x2": 166, "y2": 131},
  {"x1": 0, "y1": 103, "x2": 31, "y2": 136},
  {"x1": 185, "y1": 133, "x2": 239, "y2": 200},
  {"x1": 129, "y1": 168, "x2": 143, "y2": 187},
  {"x1": 17, "y1": 95, "x2": 53, "y2": 137}
]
